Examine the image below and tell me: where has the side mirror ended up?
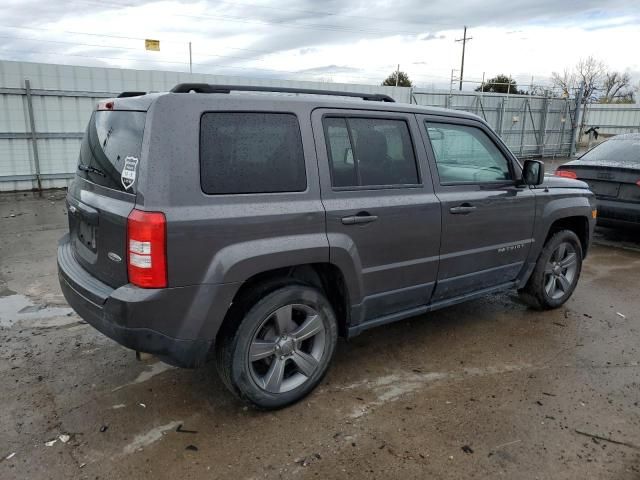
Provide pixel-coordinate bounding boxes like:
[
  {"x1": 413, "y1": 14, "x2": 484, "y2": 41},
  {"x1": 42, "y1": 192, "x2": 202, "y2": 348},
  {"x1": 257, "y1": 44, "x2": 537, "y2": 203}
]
[{"x1": 521, "y1": 159, "x2": 545, "y2": 186}]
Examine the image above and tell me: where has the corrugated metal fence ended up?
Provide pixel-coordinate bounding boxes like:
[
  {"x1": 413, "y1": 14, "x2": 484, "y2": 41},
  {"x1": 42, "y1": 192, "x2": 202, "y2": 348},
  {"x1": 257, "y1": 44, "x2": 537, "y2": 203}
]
[
  {"x1": 579, "y1": 103, "x2": 640, "y2": 138},
  {"x1": 1, "y1": 60, "x2": 638, "y2": 192}
]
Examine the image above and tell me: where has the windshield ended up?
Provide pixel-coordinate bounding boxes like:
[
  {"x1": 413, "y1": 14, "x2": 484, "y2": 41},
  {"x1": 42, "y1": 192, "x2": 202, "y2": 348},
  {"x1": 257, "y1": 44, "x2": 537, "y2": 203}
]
[
  {"x1": 580, "y1": 137, "x2": 640, "y2": 163},
  {"x1": 77, "y1": 110, "x2": 146, "y2": 192}
]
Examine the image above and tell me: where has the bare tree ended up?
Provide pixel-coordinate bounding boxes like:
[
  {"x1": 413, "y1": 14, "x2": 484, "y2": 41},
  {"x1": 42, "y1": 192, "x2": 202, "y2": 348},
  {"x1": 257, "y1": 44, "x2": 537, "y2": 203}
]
[
  {"x1": 551, "y1": 56, "x2": 605, "y2": 102},
  {"x1": 601, "y1": 71, "x2": 633, "y2": 103},
  {"x1": 576, "y1": 56, "x2": 605, "y2": 101},
  {"x1": 527, "y1": 84, "x2": 549, "y2": 96},
  {"x1": 550, "y1": 68, "x2": 576, "y2": 97}
]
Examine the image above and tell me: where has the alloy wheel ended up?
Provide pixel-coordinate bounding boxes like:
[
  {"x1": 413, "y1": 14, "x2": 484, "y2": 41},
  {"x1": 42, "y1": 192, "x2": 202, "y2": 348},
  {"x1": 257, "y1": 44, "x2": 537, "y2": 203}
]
[
  {"x1": 544, "y1": 241, "x2": 578, "y2": 300},
  {"x1": 248, "y1": 304, "x2": 326, "y2": 394}
]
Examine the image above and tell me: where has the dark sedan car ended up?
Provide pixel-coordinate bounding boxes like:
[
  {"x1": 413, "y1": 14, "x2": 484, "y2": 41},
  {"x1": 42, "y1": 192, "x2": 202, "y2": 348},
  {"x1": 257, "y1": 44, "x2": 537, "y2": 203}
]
[{"x1": 557, "y1": 133, "x2": 640, "y2": 226}]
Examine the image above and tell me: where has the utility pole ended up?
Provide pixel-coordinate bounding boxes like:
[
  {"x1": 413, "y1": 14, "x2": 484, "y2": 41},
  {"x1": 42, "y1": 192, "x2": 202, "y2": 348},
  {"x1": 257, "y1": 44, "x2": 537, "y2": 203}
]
[
  {"x1": 189, "y1": 42, "x2": 192, "y2": 74},
  {"x1": 395, "y1": 64, "x2": 400, "y2": 87},
  {"x1": 455, "y1": 26, "x2": 472, "y2": 91}
]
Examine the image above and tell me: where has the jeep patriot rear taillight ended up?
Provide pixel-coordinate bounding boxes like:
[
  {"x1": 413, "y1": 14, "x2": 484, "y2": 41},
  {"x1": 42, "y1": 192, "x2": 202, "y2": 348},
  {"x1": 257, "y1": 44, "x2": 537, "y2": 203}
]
[{"x1": 127, "y1": 209, "x2": 167, "y2": 288}]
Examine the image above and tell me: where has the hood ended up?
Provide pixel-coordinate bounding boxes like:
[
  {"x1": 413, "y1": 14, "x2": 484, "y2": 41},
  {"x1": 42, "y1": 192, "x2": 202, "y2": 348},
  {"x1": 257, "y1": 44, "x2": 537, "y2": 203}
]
[{"x1": 537, "y1": 175, "x2": 589, "y2": 190}]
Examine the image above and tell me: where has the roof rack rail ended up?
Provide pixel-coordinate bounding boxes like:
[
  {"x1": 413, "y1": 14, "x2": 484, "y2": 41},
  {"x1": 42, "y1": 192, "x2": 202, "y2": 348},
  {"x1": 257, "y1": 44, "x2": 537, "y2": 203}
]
[
  {"x1": 117, "y1": 91, "x2": 146, "y2": 98},
  {"x1": 169, "y1": 83, "x2": 395, "y2": 102}
]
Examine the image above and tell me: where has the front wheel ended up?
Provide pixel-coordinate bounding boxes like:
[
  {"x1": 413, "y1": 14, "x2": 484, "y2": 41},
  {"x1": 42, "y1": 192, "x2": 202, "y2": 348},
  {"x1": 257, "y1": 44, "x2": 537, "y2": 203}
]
[
  {"x1": 519, "y1": 229, "x2": 583, "y2": 310},
  {"x1": 216, "y1": 285, "x2": 338, "y2": 409}
]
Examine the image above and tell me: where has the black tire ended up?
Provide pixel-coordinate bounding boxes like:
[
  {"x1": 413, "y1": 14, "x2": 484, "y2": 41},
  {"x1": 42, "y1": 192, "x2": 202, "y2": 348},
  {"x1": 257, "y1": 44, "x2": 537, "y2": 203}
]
[
  {"x1": 215, "y1": 284, "x2": 338, "y2": 409},
  {"x1": 519, "y1": 229, "x2": 583, "y2": 310}
]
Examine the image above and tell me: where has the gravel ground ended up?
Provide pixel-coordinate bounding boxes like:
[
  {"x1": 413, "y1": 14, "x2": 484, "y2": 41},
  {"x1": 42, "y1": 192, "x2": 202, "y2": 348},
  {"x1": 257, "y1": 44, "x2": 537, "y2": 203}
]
[{"x1": 0, "y1": 190, "x2": 639, "y2": 480}]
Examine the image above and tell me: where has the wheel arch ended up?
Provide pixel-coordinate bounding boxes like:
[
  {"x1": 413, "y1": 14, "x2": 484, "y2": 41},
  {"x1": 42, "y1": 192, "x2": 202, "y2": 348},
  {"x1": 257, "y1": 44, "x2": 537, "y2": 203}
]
[
  {"x1": 535, "y1": 194, "x2": 593, "y2": 261},
  {"x1": 215, "y1": 263, "x2": 352, "y2": 345},
  {"x1": 544, "y1": 215, "x2": 590, "y2": 258}
]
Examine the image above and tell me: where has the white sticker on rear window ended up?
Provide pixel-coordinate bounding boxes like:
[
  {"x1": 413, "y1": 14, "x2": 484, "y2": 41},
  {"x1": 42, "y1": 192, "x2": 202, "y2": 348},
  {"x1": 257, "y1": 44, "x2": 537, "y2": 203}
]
[{"x1": 121, "y1": 156, "x2": 139, "y2": 190}]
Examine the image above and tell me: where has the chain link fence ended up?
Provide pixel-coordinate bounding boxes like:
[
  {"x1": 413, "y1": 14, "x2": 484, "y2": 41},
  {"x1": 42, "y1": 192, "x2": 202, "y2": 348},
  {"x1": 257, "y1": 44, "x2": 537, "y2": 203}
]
[{"x1": 411, "y1": 90, "x2": 577, "y2": 158}]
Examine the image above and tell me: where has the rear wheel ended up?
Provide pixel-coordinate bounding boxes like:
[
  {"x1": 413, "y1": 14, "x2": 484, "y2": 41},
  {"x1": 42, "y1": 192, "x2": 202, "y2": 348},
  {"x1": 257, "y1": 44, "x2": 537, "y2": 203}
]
[
  {"x1": 519, "y1": 229, "x2": 583, "y2": 310},
  {"x1": 216, "y1": 285, "x2": 338, "y2": 409}
]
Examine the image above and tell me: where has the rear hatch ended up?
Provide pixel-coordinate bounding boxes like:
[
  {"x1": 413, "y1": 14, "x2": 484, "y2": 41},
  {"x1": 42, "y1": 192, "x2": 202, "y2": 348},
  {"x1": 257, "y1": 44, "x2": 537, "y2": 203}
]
[
  {"x1": 565, "y1": 165, "x2": 640, "y2": 203},
  {"x1": 559, "y1": 136, "x2": 640, "y2": 203},
  {"x1": 67, "y1": 107, "x2": 146, "y2": 289}
]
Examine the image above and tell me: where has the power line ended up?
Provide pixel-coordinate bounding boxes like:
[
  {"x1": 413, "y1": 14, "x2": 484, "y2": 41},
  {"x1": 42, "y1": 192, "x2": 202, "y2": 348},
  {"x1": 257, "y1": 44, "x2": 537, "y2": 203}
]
[
  {"x1": 209, "y1": 0, "x2": 461, "y2": 27},
  {"x1": 1, "y1": 48, "x2": 190, "y2": 67},
  {"x1": 0, "y1": 47, "x2": 390, "y2": 82},
  {"x1": 0, "y1": 47, "x2": 456, "y2": 85},
  {"x1": 0, "y1": 34, "x2": 143, "y2": 52},
  {"x1": 0, "y1": 34, "x2": 273, "y2": 64},
  {"x1": 0, "y1": 34, "x2": 405, "y2": 77},
  {"x1": 77, "y1": 0, "x2": 452, "y2": 37},
  {"x1": 0, "y1": 25, "x2": 274, "y2": 56},
  {"x1": 0, "y1": 2, "x2": 464, "y2": 84},
  {"x1": 1, "y1": 24, "x2": 443, "y2": 71}
]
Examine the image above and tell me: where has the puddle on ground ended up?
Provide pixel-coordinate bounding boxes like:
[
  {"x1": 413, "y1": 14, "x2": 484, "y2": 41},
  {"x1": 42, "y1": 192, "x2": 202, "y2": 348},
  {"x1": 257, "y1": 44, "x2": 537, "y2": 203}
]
[{"x1": 0, "y1": 294, "x2": 74, "y2": 328}]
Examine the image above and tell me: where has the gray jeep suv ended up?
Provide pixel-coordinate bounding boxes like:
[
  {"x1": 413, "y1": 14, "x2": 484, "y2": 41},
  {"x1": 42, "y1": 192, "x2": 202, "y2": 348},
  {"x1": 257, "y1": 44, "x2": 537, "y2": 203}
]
[{"x1": 58, "y1": 84, "x2": 596, "y2": 408}]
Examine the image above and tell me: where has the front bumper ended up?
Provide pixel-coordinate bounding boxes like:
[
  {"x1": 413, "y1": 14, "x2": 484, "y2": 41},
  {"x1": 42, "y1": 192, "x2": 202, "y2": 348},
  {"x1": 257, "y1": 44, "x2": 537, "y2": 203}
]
[
  {"x1": 596, "y1": 198, "x2": 640, "y2": 226},
  {"x1": 57, "y1": 234, "x2": 239, "y2": 368}
]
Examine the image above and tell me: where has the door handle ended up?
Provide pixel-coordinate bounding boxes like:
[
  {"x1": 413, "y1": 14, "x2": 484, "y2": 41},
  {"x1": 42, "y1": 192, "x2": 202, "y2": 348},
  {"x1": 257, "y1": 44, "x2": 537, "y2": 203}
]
[
  {"x1": 449, "y1": 204, "x2": 477, "y2": 215},
  {"x1": 341, "y1": 212, "x2": 378, "y2": 225}
]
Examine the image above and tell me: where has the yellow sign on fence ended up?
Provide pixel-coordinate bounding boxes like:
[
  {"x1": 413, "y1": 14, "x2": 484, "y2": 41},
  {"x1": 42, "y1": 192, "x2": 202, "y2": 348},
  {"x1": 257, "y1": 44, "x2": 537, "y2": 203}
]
[{"x1": 145, "y1": 39, "x2": 160, "y2": 51}]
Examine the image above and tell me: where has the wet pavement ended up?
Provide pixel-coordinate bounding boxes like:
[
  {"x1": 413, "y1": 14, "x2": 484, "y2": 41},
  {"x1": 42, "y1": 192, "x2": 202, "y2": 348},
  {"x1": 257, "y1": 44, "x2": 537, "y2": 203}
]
[{"x1": 1, "y1": 190, "x2": 639, "y2": 479}]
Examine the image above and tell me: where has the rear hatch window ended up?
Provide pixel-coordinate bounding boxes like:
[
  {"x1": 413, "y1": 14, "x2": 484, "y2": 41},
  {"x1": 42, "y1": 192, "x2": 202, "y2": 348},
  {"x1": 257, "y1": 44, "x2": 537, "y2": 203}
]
[
  {"x1": 581, "y1": 138, "x2": 640, "y2": 163},
  {"x1": 69, "y1": 109, "x2": 146, "y2": 289},
  {"x1": 78, "y1": 110, "x2": 146, "y2": 193}
]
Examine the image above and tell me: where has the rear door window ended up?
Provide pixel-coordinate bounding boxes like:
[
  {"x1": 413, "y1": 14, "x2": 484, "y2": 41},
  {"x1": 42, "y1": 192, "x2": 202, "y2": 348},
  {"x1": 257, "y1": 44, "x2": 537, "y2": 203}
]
[
  {"x1": 200, "y1": 112, "x2": 306, "y2": 194},
  {"x1": 323, "y1": 116, "x2": 419, "y2": 188},
  {"x1": 77, "y1": 111, "x2": 146, "y2": 192}
]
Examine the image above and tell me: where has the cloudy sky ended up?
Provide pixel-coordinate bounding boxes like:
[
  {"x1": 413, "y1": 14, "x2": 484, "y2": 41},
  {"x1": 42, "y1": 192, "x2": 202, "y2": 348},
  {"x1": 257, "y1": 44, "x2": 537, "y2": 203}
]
[{"x1": 1, "y1": 0, "x2": 639, "y2": 90}]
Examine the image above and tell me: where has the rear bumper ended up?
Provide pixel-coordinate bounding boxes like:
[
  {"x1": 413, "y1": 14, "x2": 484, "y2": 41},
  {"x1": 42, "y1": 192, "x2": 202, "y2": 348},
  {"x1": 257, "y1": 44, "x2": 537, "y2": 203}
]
[
  {"x1": 596, "y1": 198, "x2": 640, "y2": 225},
  {"x1": 57, "y1": 234, "x2": 239, "y2": 368}
]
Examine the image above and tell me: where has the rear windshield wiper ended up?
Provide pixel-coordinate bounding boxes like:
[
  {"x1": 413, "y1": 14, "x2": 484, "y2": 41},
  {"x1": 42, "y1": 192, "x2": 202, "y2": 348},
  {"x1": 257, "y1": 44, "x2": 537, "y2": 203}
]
[{"x1": 78, "y1": 164, "x2": 106, "y2": 177}]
